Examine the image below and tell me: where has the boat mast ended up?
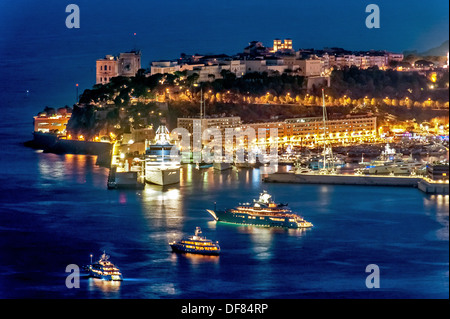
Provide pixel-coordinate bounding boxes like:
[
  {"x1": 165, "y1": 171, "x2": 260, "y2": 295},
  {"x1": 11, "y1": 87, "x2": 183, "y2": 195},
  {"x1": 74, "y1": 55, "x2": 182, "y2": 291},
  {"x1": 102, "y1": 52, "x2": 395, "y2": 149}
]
[
  {"x1": 162, "y1": 126, "x2": 166, "y2": 165},
  {"x1": 203, "y1": 87, "x2": 206, "y2": 118},
  {"x1": 322, "y1": 89, "x2": 334, "y2": 172},
  {"x1": 200, "y1": 87, "x2": 203, "y2": 119},
  {"x1": 322, "y1": 89, "x2": 327, "y2": 170}
]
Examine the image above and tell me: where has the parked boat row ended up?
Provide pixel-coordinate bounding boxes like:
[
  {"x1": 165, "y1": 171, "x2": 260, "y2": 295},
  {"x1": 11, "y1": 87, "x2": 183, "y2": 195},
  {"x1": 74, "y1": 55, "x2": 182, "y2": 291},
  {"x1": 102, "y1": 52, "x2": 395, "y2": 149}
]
[
  {"x1": 120, "y1": 122, "x2": 447, "y2": 186},
  {"x1": 142, "y1": 125, "x2": 265, "y2": 185},
  {"x1": 354, "y1": 143, "x2": 426, "y2": 176}
]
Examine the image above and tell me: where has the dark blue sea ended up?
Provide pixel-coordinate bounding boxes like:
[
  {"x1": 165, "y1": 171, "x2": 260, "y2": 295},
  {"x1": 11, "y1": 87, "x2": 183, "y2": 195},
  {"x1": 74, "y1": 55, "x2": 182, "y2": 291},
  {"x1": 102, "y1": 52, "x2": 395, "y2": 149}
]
[
  {"x1": 0, "y1": 107, "x2": 448, "y2": 299},
  {"x1": 0, "y1": 1, "x2": 448, "y2": 300}
]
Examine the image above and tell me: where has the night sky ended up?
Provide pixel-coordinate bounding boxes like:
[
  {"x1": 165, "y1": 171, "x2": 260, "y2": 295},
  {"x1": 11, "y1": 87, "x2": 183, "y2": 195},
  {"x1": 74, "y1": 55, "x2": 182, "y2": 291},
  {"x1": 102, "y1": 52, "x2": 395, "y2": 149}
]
[{"x1": 0, "y1": 0, "x2": 448, "y2": 108}]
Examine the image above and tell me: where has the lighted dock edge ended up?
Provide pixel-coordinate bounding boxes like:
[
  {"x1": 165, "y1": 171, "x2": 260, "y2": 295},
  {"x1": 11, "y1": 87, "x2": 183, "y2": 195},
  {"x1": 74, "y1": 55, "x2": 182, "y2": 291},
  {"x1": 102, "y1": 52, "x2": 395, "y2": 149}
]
[{"x1": 263, "y1": 172, "x2": 449, "y2": 194}]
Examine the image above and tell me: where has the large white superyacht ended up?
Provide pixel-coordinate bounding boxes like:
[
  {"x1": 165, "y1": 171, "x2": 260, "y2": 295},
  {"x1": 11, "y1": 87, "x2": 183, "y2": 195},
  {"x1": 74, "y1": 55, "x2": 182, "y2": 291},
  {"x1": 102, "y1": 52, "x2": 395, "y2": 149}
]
[{"x1": 144, "y1": 125, "x2": 180, "y2": 185}]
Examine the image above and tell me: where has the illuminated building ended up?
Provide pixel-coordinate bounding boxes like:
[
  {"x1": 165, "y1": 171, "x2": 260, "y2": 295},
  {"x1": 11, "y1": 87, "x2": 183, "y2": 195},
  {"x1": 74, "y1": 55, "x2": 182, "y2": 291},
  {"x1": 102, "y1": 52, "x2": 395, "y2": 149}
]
[
  {"x1": 286, "y1": 115, "x2": 377, "y2": 144},
  {"x1": 177, "y1": 116, "x2": 242, "y2": 148},
  {"x1": 33, "y1": 113, "x2": 72, "y2": 134},
  {"x1": 427, "y1": 164, "x2": 449, "y2": 181},
  {"x1": 150, "y1": 61, "x2": 181, "y2": 75},
  {"x1": 96, "y1": 50, "x2": 141, "y2": 84},
  {"x1": 387, "y1": 52, "x2": 404, "y2": 63},
  {"x1": 296, "y1": 58, "x2": 323, "y2": 76},
  {"x1": 96, "y1": 55, "x2": 120, "y2": 85},
  {"x1": 185, "y1": 61, "x2": 246, "y2": 82},
  {"x1": 319, "y1": 50, "x2": 397, "y2": 70},
  {"x1": 272, "y1": 38, "x2": 293, "y2": 52},
  {"x1": 242, "y1": 115, "x2": 377, "y2": 146},
  {"x1": 177, "y1": 117, "x2": 242, "y2": 136}
]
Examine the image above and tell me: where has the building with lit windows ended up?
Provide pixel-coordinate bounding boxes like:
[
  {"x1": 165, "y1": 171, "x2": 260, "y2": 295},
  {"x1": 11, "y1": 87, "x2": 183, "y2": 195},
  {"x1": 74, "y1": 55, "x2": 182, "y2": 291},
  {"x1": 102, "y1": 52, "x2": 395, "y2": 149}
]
[
  {"x1": 177, "y1": 117, "x2": 242, "y2": 136},
  {"x1": 96, "y1": 55, "x2": 120, "y2": 85},
  {"x1": 177, "y1": 116, "x2": 242, "y2": 148},
  {"x1": 150, "y1": 61, "x2": 181, "y2": 75},
  {"x1": 33, "y1": 113, "x2": 72, "y2": 134},
  {"x1": 272, "y1": 39, "x2": 293, "y2": 52},
  {"x1": 242, "y1": 115, "x2": 377, "y2": 147},
  {"x1": 96, "y1": 50, "x2": 141, "y2": 84}
]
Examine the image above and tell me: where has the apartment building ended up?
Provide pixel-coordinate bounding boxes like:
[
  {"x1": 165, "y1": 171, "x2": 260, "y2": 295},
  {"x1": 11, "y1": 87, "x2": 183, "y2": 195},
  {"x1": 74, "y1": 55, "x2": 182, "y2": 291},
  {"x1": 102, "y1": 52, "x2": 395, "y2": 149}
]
[
  {"x1": 185, "y1": 60, "x2": 246, "y2": 82},
  {"x1": 177, "y1": 116, "x2": 242, "y2": 135},
  {"x1": 243, "y1": 115, "x2": 377, "y2": 146},
  {"x1": 150, "y1": 61, "x2": 181, "y2": 75},
  {"x1": 177, "y1": 116, "x2": 242, "y2": 147},
  {"x1": 285, "y1": 115, "x2": 377, "y2": 144},
  {"x1": 296, "y1": 59, "x2": 323, "y2": 76},
  {"x1": 319, "y1": 50, "x2": 400, "y2": 70}
]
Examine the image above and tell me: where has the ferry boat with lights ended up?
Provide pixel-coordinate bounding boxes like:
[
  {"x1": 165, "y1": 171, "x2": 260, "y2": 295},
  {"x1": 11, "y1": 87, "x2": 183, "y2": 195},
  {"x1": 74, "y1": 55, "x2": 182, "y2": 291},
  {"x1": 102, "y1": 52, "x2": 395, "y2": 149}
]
[
  {"x1": 145, "y1": 125, "x2": 180, "y2": 185},
  {"x1": 169, "y1": 227, "x2": 221, "y2": 255},
  {"x1": 86, "y1": 251, "x2": 123, "y2": 281},
  {"x1": 206, "y1": 191, "x2": 313, "y2": 229}
]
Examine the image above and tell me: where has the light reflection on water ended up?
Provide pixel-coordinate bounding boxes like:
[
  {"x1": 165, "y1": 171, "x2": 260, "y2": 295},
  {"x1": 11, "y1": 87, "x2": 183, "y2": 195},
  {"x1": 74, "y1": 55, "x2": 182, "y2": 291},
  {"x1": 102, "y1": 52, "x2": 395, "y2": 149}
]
[
  {"x1": 37, "y1": 153, "x2": 108, "y2": 189},
  {"x1": 140, "y1": 185, "x2": 184, "y2": 247},
  {"x1": 248, "y1": 228, "x2": 274, "y2": 260},
  {"x1": 3, "y1": 154, "x2": 446, "y2": 298},
  {"x1": 170, "y1": 252, "x2": 220, "y2": 267},
  {"x1": 424, "y1": 194, "x2": 449, "y2": 241},
  {"x1": 88, "y1": 278, "x2": 122, "y2": 296}
]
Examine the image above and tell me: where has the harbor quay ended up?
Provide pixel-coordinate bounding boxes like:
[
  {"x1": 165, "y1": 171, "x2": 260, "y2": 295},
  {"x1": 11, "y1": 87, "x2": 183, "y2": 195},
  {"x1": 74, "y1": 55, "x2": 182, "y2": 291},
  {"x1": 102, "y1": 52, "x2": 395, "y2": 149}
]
[
  {"x1": 26, "y1": 131, "x2": 448, "y2": 194},
  {"x1": 263, "y1": 171, "x2": 449, "y2": 195},
  {"x1": 418, "y1": 178, "x2": 450, "y2": 195}
]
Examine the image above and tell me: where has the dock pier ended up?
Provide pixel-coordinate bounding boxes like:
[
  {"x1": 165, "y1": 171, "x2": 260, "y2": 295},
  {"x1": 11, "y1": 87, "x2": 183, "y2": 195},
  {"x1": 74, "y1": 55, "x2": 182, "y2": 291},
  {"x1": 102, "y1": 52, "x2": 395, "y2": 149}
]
[
  {"x1": 418, "y1": 179, "x2": 449, "y2": 195},
  {"x1": 263, "y1": 172, "x2": 448, "y2": 195},
  {"x1": 107, "y1": 166, "x2": 144, "y2": 190}
]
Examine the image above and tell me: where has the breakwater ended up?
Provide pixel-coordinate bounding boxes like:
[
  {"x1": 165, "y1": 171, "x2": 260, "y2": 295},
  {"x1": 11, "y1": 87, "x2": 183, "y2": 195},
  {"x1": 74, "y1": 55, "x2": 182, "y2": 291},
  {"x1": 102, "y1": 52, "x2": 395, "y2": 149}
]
[
  {"x1": 418, "y1": 179, "x2": 449, "y2": 194},
  {"x1": 25, "y1": 132, "x2": 113, "y2": 167},
  {"x1": 263, "y1": 172, "x2": 449, "y2": 194},
  {"x1": 263, "y1": 172, "x2": 423, "y2": 187}
]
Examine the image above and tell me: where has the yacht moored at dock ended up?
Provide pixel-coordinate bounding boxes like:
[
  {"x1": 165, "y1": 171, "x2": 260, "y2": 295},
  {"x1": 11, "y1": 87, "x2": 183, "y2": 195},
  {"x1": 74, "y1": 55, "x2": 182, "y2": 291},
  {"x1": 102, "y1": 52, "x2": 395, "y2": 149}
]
[
  {"x1": 144, "y1": 125, "x2": 180, "y2": 186},
  {"x1": 356, "y1": 144, "x2": 424, "y2": 176},
  {"x1": 169, "y1": 227, "x2": 221, "y2": 255},
  {"x1": 207, "y1": 191, "x2": 313, "y2": 229}
]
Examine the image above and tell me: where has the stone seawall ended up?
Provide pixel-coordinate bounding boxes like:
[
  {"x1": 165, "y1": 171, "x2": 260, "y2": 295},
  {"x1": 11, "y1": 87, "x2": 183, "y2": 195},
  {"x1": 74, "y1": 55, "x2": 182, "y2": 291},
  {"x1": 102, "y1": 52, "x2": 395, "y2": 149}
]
[
  {"x1": 26, "y1": 132, "x2": 113, "y2": 167},
  {"x1": 263, "y1": 172, "x2": 423, "y2": 187},
  {"x1": 418, "y1": 179, "x2": 449, "y2": 194}
]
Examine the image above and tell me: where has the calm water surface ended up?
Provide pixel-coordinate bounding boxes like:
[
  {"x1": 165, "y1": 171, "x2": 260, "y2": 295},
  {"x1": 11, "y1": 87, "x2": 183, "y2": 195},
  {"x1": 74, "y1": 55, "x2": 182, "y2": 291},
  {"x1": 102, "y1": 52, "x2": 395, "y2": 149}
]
[
  {"x1": 0, "y1": 7, "x2": 448, "y2": 297},
  {"x1": 0, "y1": 127, "x2": 448, "y2": 298}
]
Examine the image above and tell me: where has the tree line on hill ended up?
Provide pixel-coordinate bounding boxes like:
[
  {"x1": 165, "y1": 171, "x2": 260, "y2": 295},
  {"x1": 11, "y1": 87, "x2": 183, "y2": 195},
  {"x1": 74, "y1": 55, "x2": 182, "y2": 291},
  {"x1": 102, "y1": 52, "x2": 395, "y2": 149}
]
[{"x1": 52, "y1": 66, "x2": 447, "y2": 140}]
